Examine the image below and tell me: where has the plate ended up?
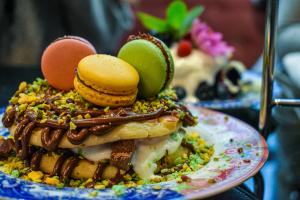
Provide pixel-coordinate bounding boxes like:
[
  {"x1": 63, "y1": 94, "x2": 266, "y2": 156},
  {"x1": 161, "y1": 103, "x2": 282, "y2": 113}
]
[{"x1": 0, "y1": 106, "x2": 268, "y2": 200}]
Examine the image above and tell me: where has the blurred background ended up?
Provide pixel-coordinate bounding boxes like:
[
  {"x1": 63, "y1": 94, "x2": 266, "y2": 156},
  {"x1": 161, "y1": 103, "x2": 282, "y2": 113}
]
[
  {"x1": 0, "y1": 0, "x2": 265, "y2": 105},
  {"x1": 2, "y1": 0, "x2": 300, "y2": 200}
]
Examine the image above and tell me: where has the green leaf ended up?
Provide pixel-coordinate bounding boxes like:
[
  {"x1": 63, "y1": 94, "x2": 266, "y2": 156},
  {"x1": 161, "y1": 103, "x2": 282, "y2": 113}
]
[
  {"x1": 166, "y1": 0, "x2": 187, "y2": 30},
  {"x1": 179, "y1": 6, "x2": 204, "y2": 37},
  {"x1": 137, "y1": 12, "x2": 168, "y2": 32}
]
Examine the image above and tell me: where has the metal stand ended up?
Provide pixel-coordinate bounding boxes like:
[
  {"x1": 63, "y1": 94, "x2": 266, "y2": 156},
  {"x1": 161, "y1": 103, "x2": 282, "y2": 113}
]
[
  {"x1": 254, "y1": 171, "x2": 264, "y2": 200},
  {"x1": 255, "y1": 0, "x2": 300, "y2": 199},
  {"x1": 259, "y1": 0, "x2": 278, "y2": 139}
]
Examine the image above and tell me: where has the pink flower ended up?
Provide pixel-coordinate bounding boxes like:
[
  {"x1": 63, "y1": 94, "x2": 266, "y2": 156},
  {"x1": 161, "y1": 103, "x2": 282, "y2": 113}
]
[{"x1": 191, "y1": 19, "x2": 234, "y2": 57}]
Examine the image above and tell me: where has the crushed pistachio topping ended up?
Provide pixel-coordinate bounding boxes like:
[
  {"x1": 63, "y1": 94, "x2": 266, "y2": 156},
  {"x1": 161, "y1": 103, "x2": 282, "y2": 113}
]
[
  {"x1": 8, "y1": 79, "x2": 197, "y2": 126},
  {"x1": 9, "y1": 78, "x2": 94, "y2": 123},
  {"x1": 132, "y1": 88, "x2": 177, "y2": 113},
  {"x1": 69, "y1": 122, "x2": 77, "y2": 130}
]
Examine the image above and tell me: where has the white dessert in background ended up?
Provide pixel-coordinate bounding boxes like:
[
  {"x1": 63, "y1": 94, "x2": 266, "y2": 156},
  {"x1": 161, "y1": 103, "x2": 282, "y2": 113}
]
[{"x1": 171, "y1": 46, "x2": 227, "y2": 102}]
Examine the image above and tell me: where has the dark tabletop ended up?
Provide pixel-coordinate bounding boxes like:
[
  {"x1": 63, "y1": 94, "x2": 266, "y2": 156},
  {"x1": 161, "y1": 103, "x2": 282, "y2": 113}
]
[{"x1": 0, "y1": 66, "x2": 42, "y2": 106}]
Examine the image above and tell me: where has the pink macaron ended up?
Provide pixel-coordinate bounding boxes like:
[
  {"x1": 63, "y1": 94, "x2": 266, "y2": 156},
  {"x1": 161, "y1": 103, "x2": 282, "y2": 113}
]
[{"x1": 41, "y1": 36, "x2": 96, "y2": 90}]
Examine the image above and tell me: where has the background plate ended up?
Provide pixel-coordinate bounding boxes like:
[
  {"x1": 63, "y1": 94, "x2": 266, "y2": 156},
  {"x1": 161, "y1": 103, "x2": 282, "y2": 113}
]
[
  {"x1": 0, "y1": 106, "x2": 268, "y2": 200},
  {"x1": 195, "y1": 70, "x2": 281, "y2": 110}
]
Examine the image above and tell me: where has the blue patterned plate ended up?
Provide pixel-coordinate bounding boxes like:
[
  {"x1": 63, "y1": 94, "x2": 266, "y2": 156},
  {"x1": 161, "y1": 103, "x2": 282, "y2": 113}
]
[{"x1": 0, "y1": 106, "x2": 268, "y2": 199}]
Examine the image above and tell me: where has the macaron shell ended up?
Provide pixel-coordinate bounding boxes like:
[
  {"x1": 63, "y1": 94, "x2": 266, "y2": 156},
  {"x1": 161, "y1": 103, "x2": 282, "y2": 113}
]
[
  {"x1": 77, "y1": 54, "x2": 139, "y2": 95},
  {"x1": 118, "y1": 39, "x2": 167, "y2": 98},
  {"x1": 74, "y1": 76, "x2": 137, "y2": 107},
  {"x1": 41, "y1": 37, "x2": 96, "y2": 91},
  {"x1": 161, "y1": 41, "x2": 174, "y2": 88}
]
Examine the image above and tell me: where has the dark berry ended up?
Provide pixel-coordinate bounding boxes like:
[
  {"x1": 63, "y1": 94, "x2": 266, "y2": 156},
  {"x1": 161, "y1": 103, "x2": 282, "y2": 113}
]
[
  {"x1": 226, "y1": 68, "x2": 241, "y2": 86},
  {"x1": 215, "y1": 70, "x2": 225, "y2": 82},
  {"x1": 215, "y1": 82, "x2": 230, "y2": 100},
  {"x1": 195, "y1": 81, "x2": 215, "y2": 101},
  {"x1": 174, "y1": 86, "x2": 186, "y2": 100}
]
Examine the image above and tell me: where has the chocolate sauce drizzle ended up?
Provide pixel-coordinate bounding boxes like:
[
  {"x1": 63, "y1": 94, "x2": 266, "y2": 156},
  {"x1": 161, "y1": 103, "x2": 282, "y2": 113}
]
[
  {"x1": 66, "y1": 129, "x2": 89, "y2": 145},
  {"x1": 41, "y1": 128, "x2": 64, "y2": 151},
  {"x1": 2, "y1": 107, "x2": 16, "y2": 127},
  {"x1": 14, "y1": 118, "x2": 29, "y2": 154},
  {"x1": 72, "y1": 107, "x2": 165, "y2": 127},
  {"x1": 93, "y1": 161, "x2": 109, "y2": 181},
  {"x1": 3, "y1": 107, "x2": 170, "y2": 160},
  {"x1": 51, "y1": 154, "x2": 70, "y2": 177},
  {"x1": 28, "y1": 148, "x2": 81, "y2": 183},
  {"x1": 61, "y1": 157, "x2": 80, "y2": 182},
  {"x1": 20, "y1": 121, "x2": 36, "y2": 160},
  {"x1": 29, "y1": 150, "x2": 111, "y2": 185},
  {"x1": 30, "y1": 148, "x2": 45, "y2": 170}
]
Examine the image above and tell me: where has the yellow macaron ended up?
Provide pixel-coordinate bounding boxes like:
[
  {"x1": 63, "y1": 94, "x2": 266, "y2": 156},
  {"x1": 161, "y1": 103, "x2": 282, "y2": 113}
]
[{"x1": 74, "y1": 54, "x2": 139, "y2": 107}]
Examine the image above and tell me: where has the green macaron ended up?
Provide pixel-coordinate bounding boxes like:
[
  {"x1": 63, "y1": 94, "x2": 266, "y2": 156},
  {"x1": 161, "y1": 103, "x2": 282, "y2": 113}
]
[{"x1": 118, "y1": 34, "x2": 174, "y2": 99}]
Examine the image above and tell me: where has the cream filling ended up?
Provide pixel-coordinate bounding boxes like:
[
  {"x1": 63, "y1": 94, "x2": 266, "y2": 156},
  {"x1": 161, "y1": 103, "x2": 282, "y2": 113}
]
[
  {"x1": 72, "y1": 130, "x2": 184, "y2": 180},
  {"x1": 77, "y1": 72, "x2": 136, "y2": 95},
  {"x1": 72, "y1": 144, "x2": 112, "y2": 161},
  {"x1": 131, "y1": 130, "x2": 184, "y2": 179}
]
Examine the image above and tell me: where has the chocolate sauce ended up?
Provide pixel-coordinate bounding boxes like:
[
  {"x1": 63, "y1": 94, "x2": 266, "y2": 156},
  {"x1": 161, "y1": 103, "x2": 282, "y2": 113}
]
[
  {"x1": 93, "y1": 161, "x2": 109, "y2": 181},
  {"x1": 40, "y1": 127, "x2": 50, "y2": 149},
  {"x1": 89, "y1": 125, "x2": 114, "y2": 136},
  {"x1": 41, "y1": 128, "x2": 64, "y2": 151},
  {"x1": 179, "y1": 105, "x2": 197, "y2": 127},
  {"x1": 30, "y1": 148, "x2": 45, "y2": 170},
  {"x1": 182, "y1": 140, "x2": 196, "y2": 154},
  {"x1": 2, "y1": 107, "x2": 16, "y2": 127},
  {"x1": 37, "y1": 119, "x2": 68, "y2": 129},
  {"x1": 66, "y1": 128, "x2": 90, "y2": 145},
  {"x1": 110, "y1": 169, "x2": 124, "y2": 184},
  {"x1": 3, "y1": 104, "x2": 192, "y2": 159},
  {"x1": 73, "y1": 107, "x2": 165, "y2": 127},
  {"x1": 3, "y1": 106, "x2": 171, "y2": 158},
  {"x1": 20, "y1": 121, "x2": 36, "y2": 159},
  {"x1": 47, "y1": 105, "x2": 105, "y2": 118},
  {"x1": 14, "y1": 119, "x2": 29, "y2": 153},
  {"x1": 51, "y1": 154, "x2": 70, "y2": 176},
  {"x1": 0, "y1": 138, "x2": 15, "y2": 157},
  {"x1": 75, "y1": 110, "x2": 105, "y2": 117},
  {"x1": 25, "y1": 111, "x2": 37, "y2": 121},
  {"x1": 85, "y1": 182, "x2": 95, "y2": 188},
  {"x1": 61, "y1": 157, "x2": 80, "y2": 182}
]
